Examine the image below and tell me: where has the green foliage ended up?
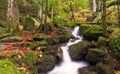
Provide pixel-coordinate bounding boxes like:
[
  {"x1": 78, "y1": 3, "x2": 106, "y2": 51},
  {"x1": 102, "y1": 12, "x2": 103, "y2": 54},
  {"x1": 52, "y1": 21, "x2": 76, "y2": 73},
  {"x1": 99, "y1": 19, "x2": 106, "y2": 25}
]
[
  {"x1": 109, "y1": 38, "x2": 120, "y2": 61},
  {"x1": 83, "y1": 25, "x2": 102, "y2": 35},
  {"x1": 0, "y1": 60, "x2": 23, "y2": 74},
  {"x1": 21, "y1": 16, "x2": 35, "y2": 31},
  {"x1": 53, "y1": 16, "x2": 66, "y2": 27},
  {"x1": 24, "y1": 52, "x2": 38, "y2": 74},
  {"x1": 67, "y1": 21, "x2": 77, "y2": 28}
]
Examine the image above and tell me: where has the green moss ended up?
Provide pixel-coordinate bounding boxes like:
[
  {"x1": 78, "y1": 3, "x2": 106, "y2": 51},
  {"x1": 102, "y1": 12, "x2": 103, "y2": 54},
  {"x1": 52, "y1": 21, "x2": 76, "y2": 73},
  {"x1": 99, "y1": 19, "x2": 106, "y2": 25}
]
[
  {"x1": 39, "y1": 54, "x2": 55, "y2": 72},
  {"x1": 69, "y1": 41, "x2": 94, "y2": 60},
  {"x1": 85, "y1": 48, "x2": 105, "y2": 64},
  {"x1": 0, "y1": 60, "x2": 23, "y2": 74},
  {"x1": 33, "y1": 33, "x2": 48, "y2": 41},
  {"x1": 24, "y1": 52, "x2": 38, "y2": 74},
  {"x1": 96, "y1": 62, "x2": 114, "y2": 74},
  {"x1": 29, "y1": 41, "x2": 47, "y2": 50},
  {"x1": 97, "y1": 36, "x2": 106, "y2": 47}
]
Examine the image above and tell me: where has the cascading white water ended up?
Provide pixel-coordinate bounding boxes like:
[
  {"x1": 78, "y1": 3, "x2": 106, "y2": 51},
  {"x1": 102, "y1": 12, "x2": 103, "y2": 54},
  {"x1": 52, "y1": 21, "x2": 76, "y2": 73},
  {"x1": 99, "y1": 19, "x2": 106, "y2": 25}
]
[{"x1": 48, "y1": 26, "x2": 89, "y2": 74}]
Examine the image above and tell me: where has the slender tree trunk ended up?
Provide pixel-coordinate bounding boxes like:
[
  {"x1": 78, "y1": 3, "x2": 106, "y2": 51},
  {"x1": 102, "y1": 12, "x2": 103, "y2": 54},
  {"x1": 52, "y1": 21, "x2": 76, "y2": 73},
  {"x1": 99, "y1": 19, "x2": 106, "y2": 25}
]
[
  {"x1": 51, "y1": 6, "x2": 54, "y2": 22},
  {"x1": 93, "y1": 0, "x2": 97, "y2": 12},
  {"x1": 39, "y1": 0, "x2": 43, "y2": 30},
  {"x1": 102, "y1": 0, "x2": 107, "y2": 36},
  {"x1": 7, "y1": 0, "x2": 19, "y2": 28},
  {"x1": 117, "y1": 0, "x2": 120, "y2": 26},
  {"x1": 73, "y1": 0, "x2": 76, "y2": 22},
  {"x1": 44, "y1": 0, "x2": 48, "y2": 33}
]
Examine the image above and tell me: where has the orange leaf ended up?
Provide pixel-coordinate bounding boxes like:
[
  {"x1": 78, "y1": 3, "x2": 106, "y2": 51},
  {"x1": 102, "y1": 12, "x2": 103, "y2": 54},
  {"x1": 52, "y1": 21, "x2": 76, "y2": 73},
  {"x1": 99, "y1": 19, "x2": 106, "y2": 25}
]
[{"x1": 19, "y1": 25, "x2": 24, "y2": 31}]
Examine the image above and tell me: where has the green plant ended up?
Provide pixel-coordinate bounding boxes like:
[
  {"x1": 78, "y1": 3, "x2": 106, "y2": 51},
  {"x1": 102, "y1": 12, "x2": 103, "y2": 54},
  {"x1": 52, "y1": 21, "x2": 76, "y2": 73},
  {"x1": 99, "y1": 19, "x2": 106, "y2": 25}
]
[
  {"x1": 0, "y1": 59, "x2": 23, "y2": 74},
  {"x1": 110, "y1": 38, "x2": 120, "y2": 61}
]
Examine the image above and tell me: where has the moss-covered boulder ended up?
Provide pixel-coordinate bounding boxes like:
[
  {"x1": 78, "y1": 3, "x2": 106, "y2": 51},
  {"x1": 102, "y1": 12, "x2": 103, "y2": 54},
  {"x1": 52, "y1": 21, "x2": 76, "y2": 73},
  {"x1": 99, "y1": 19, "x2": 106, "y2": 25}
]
[
  {"x1": 69, "y1": 41, "x2": 94, "y2": 61},
  {"x1": 96, "y1": 62, "x2": 114, "y2": 74},
  {"x1": 24, "y1": 52, "x2": 38, "y2": 74},
  {"x1": 0, "y1": 60, "x2": 23, "y2": 74},
  {"x1": 29, "y1": 40, "x2": 47, "y2": 50},
  {"x1": 97, "y1": 36, "x2": 106, "y2": 47},
  {"x1": 45, "y1": 37, "x2": 59, "y2": 45},
  {"x1": 38, "y1": 54, "x2": 55, "y2": 72},
  {"x1": 78, "y1": 66, "x2": 98, "y2": 74},
  {"x1": 33, "y1": 33, "x2": 48, "y2": 41},
  {"x1": 1, "y1": 36, "x2": 23, "y2": 42},
  {"x1": 85, "y1": 48, "x2": 105, "y2": 64},
  {"x1": 56, "y1": 27, "x2": 74, "y2": 43}
]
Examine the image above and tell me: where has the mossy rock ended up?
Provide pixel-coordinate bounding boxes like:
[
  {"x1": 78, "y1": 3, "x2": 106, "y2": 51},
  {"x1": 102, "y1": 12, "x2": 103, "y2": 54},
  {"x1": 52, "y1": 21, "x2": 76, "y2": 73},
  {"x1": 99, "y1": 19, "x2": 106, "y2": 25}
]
[
  {"x1": 96, "y1": 62, "x2": 114, "y2": 74},
  {"x1": 45, "y1": 37, "x2": 59, "y2": 45},
  {"x1": 1, "y1": 36, "x2": 23, "y2": 42},
  {"x1": 85, "y1": 48, "x2": 105, "y2": 64},
  {"x1": 38, "y1": 54, "x2": 55, "y2": 72},
  {"x1": 78, "y1": 66, "x2": 98, "y2": 74},
  {"x1": 97, "y1": 36, "x2": 106, "y2": 47},
  {"x1": 33, "y1": 33, "x2": 48, "y2": 41},
  {"x1": 56, "y1": 27, "x2": 74, "y2": 43},
  {"x1": 24, "y1": 52, "x2": 38, "y2": 74},
  {"x1": 69, "y1": 41, "x2": 95, "y2": 61},
  {"x1": 0, "y1": 60, "x2": 23, "y2": 74},
  {"x1": 29, "y1": 41, "x2": 47, "y2": 50}
]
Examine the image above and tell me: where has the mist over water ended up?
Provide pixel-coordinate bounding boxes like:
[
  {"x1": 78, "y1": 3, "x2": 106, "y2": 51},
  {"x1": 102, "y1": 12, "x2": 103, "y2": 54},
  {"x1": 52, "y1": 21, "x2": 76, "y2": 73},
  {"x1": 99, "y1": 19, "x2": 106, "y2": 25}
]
[{"x1": 48, "y1": 26, "x2": 89, "y2": 74}]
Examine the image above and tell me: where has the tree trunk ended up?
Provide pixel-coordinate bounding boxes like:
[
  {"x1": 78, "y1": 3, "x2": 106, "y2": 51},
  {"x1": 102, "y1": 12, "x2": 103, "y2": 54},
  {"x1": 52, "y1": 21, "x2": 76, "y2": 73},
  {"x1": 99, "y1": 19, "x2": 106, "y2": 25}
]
[
  {"x1": 102, "y1": 0, "x2": 107, "y2": 36},
  {"x1": 44, "y1": 0, "x2": 48, "y2": 33},
  {"x1": 93, "y1": 0, "x2": 97, "y2": 12},
  {"x1": 7, "y1": 0, "x2": 19, "y2": 28},
  {"x1": 39, "y1": 0, "x2": 44, "y2": 31},
  {"x1": 51, "y1": 6, "x2": 54, "y2": 22},
  {"x1": 117, "y1": 0, "x2": 120, "y2": 25}
]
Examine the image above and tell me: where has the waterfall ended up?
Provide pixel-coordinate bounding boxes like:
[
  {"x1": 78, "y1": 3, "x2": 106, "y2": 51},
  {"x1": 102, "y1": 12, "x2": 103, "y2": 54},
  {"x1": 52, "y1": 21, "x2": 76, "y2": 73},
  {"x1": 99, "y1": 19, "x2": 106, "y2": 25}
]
[{"x1": 48, "y1": 26, "x2": 89, "y2": 74}]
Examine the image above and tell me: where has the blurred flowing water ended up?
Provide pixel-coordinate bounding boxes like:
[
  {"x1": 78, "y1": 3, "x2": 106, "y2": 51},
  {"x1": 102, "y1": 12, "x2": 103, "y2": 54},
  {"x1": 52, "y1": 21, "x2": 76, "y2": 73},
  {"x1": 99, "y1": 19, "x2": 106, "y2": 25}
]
[{"x1": 48, "y1": 26, "x2": 89, "y2": 74}]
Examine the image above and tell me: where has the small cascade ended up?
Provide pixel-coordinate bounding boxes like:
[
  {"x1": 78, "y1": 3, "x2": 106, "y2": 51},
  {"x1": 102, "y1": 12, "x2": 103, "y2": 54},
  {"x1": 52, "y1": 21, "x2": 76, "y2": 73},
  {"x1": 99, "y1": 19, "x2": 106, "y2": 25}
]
[{"x1": 48, "y1": 26, "x2": 88, "y2": 74}]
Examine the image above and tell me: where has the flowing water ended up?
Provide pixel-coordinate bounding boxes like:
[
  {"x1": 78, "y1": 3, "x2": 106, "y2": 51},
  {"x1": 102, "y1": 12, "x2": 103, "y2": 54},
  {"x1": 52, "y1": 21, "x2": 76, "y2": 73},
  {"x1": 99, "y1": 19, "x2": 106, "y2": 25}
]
[{"x1": 48, "y1": 26, "x2": 89, "y2": 74}]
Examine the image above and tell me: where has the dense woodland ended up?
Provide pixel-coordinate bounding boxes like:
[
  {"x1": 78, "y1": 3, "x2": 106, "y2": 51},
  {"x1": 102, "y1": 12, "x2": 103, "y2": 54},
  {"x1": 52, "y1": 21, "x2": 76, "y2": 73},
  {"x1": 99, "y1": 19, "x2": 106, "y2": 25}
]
[{"x1": 0, "y1": 0, "x2": 120, "y2": 74}]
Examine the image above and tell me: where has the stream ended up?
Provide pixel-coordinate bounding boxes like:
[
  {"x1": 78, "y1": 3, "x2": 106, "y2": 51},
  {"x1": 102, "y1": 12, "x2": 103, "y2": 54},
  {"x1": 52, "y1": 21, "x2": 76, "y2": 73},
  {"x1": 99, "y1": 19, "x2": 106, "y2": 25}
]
[{"x1": 48, "y1": 26, "x2": 89, "y2": 74}]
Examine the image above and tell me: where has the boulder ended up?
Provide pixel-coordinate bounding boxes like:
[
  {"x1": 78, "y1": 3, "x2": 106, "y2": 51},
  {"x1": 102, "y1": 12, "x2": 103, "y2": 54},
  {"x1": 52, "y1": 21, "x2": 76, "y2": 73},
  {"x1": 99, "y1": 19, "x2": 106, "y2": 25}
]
[
  {"x1": 78, "y1": 66, "x2": 98, "y2": 74},
  {"x1": 69, "y1": 41, "x2": 94, "y2": 61},
  {"x1": 55, "y1": 47, "x2": 63, "y2": 64},
  {"x1": 56, "y1": 27, "x2": 74, "y2": 43},
  {"x1": 85, "y1": 48, "x2": 105, "y2": 64},
  {"x1": 96, "y1": 62, "x2": 114, "y2": 74},
  {"x1": 39, "y1": 55, "x2": 55, "y2": 72},
  {"x1": 97, "y1": 36, "x2": 106, "y2": 47},
  {"x1": 1, "y1": 36, "x2": 23, "y2": 42}
]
